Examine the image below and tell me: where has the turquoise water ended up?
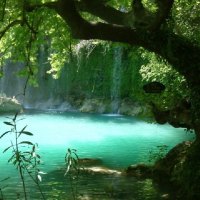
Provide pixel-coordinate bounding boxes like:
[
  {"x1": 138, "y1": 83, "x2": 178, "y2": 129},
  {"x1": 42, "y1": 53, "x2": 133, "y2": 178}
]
[{"x1": 0, "y1": 111, "x2": 195, "y2": 199}]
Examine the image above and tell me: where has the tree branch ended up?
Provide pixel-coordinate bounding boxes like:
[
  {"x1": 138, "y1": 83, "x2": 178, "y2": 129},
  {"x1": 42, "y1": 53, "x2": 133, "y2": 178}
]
[
  {"x1": 0, "y1": 20, "x2": 22, "y2": 40},
  {"x1": 150, "y1": 0, "x2": 174, "y2": 31},
  {"x1": 25, "y1": 1, "x2": 58, "y2": 12},
  {"x1": 75, "y1": 0, "x2": 128, "y2": 26},
  {"x1": 21, "y1": 0, "x2": 200, "y2": 86},
  {"x1": 75, "y1": 0, "x2": 174, "y2": 31},
  {"x1": 54, "y1": 0, "x2": 200, "y2": 82}
]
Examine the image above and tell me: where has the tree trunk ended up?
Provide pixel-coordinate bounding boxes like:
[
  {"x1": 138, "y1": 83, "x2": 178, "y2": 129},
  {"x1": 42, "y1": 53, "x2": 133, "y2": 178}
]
[{"x1": 167, "y1": 87, "x2": 200, "y2": 199}]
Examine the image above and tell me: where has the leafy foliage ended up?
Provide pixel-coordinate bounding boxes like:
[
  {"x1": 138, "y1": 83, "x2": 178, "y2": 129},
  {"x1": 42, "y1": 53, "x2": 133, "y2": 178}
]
[
  {"x1": 172, "y1": 0, "x2": 200, "y2": 45},
  {"x1": 138, "y1": 50, "x2": 190, "y2": 109},
  {"x1": 0, "y1": 0, "x2": 199, "y2": 87}
]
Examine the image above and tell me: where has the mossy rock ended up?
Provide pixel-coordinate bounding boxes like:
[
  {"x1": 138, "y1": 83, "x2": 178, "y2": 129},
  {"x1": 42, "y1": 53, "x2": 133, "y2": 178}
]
[
  {"x1": 0, "y1": 97, "x2": 22, "y2": 114},
  {"x1": 126, "y1": 163, "x2": 153, "y2": 178}
]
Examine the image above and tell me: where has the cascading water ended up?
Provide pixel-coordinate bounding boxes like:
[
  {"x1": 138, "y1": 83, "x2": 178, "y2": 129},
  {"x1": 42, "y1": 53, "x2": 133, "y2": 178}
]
[
  {"x1": 0, "y1": 46, "x2": 72, "y2": 111},
  {"x1": 111, "y1": 46, "x2": 123, "y2": 113},
  {"x1": 0, "y1": 61, "x2": 26, "y2": 99}
]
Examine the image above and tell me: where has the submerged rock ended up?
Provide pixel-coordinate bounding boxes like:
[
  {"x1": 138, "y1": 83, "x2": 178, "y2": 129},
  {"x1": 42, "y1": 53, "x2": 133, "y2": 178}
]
[
  {"x1": 81, "y1": 166, "x2": 122, "y2": 175},
  {"x1": 78, "y1": 158, "x2": 121, "y2": 175}
]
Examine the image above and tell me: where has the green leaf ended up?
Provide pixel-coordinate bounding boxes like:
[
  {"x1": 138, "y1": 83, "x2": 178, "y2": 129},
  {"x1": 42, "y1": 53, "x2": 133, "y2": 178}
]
[
  {"x1": 19, "y1": 125, "x2": 27, "y2": 133},
  {"x1": 0, "y1": 131, "x2": 11, "y2": 139},
  {"x1": 21, "y1": 131, "x2": 33, "y2": 136},
  {"x1": 36, "y1": 154, "x2": 41, "y2": 158},
  {"x1": 3, "y1": 122, "x2": 14, "y2": 126},
  {"x1": 0, "y1": 177, "x2": 10, "y2": 182},
  {"x1": 3, "y1": 145, "x2": 13, "y2": 153},
  {"x1": 13, "y1": 112, "x2": 19, "y2": 121},
  {"x1": 8, "y1": 154, "x2": 16, "y2": 163},
  {"x1": 19, "y1": 141, "x2": 34, "y2": 145}
]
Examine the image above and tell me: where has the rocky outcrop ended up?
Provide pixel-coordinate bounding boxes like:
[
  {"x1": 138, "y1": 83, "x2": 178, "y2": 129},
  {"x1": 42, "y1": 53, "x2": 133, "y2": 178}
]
[
  {"x1": 119, "y1": 99, "x2": 147, "y2": 116},
  {"x1": 153, "y1": 141, "x2": 192, "y2": 183},
  {"x1": 125, "y1": 163, "x2": 152, "y2": 178},
  {"x1": 0, "y1": 96, "x2": 22, "y2": 113},
  {"x1": 67, "y1": 96, "x2": 149, "y2": 117},
  {"x1": 79, "y1": 99, "x2": 110, "y2": 113},
  {"x1": 151, "y1": 100, "x2": 192, "y2": 129}
]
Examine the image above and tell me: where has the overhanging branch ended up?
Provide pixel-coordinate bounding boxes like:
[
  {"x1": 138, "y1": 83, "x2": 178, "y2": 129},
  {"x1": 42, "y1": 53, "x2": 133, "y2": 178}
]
[
  {"x1": 0, "y1": 20, "x2": 22, "y2": 40},
  {"x1": 25, "y1": 1, "x2": 57, "y2": 12},
  {"x1": 150, "y1": 0, "x2": 174, "y2": 31},
  {"x1": 75, "y1": 0, "x2": 128, "y2": 26}
]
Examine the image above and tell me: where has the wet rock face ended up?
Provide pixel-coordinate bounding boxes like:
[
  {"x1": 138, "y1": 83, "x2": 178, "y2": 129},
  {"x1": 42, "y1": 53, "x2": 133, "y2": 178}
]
[
  {"x1": 77, "y1": 97, "x2": 146, "y2": 116},
  {"x1": 0, "y1": 97, "x2": 22, "y2": 113}
]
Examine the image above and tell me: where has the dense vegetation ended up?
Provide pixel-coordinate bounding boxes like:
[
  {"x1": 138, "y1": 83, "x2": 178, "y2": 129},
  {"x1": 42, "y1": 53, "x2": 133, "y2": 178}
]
[{"x1": 0, "y1": 0, "x2": 200, "y2": 199}]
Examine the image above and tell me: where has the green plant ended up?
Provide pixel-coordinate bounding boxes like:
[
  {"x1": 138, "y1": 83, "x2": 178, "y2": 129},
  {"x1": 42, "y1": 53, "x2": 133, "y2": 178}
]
[
  {"x1": 64, "y1": 148, "x2": 80, "y2": 200},
  {"x1": 0, "y1": 113, "x2": 45, "y2": 200},
  {"x1": 148, "y1": 145, "x2": 169, "y2": 163}
]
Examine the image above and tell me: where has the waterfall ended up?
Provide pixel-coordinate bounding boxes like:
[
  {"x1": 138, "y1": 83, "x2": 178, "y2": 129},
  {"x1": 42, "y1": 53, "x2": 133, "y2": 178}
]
[
  {"x1": 0, "y1": 61, "x2": 26, "y2": 99},
  {"x1": 111, "y1": 46, "x2": 123, "y2": 113},
  {"x1": 0, "y1": 42, "x2": 124, "y2": 112},
  {"x1": 0, "y1": 46, "x2": 72, "y2": 111}
]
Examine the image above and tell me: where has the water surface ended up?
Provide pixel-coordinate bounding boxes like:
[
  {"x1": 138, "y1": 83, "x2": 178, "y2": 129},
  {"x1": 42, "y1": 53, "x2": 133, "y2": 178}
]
[{"x1": 0, "y1": 111, "x2": 195, "y2": 199}]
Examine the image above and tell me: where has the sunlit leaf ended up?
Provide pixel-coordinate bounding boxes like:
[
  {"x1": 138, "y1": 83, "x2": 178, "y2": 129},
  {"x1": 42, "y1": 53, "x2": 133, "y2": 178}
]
[
  {"x1": 37, "y1": 174, "x2": 42, "y2": 182},
  {"x1": 38, "y1": 171, "x2": 47, "y2": 175}
]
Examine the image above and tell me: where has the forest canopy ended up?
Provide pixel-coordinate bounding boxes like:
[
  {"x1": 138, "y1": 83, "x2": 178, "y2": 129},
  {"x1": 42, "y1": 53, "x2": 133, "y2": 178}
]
[
  {"x1": 0, "y1": 0, "x2": 199, "y2": 79},
  {"x1": 0, "y1": 0, "x2": 200, "y2": 130},
  {"x1": 1, "y1": 2, "x2": 200, "y2": 199}
]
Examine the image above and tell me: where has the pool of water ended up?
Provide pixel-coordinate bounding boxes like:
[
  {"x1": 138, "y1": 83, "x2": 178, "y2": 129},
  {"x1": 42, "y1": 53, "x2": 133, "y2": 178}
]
[{"x1": 0, "y1": 111, "x2": 195, "y2": 199}]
